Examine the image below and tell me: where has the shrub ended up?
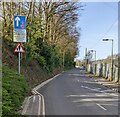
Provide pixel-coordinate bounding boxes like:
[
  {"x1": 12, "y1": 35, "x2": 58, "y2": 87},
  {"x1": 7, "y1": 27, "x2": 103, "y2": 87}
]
[{"x1": 2, "y1": 65, "x2": 28, "y2": 116}]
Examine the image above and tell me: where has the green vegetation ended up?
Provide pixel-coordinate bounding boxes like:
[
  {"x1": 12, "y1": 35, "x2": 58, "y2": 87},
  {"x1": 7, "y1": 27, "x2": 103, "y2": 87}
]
[
  {"x1": 1, "y1": 1, "x2": 83, "y2": 116},
  {"x1": 1, "y1": 2, "x2": 82, "y2": 72},
  {"x1": 2, "y1": 65, "x2": 28, "y2": 116},
  {"x1": 0, "y1": 60, "x2": 2, "y2": 117}
]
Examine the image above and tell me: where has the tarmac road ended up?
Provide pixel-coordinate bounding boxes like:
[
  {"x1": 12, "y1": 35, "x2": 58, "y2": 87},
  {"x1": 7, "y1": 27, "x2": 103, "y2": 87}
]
[{"x1": 37, "y1": 68, "x2": 119, "y2": 116}]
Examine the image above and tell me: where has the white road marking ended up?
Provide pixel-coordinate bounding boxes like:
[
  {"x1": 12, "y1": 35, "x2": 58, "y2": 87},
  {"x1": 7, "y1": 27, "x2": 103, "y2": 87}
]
[
  {"x1": 110, "y1": 93, "x2": 118, "y2": 96},
  {"x1": 81, "y1": 85, "x2": 101, "y2": 92},
  {"x1": 67, "y1": 92, "x2": 118, "y2": 98},
  {"x1": 32, "y1": 90, "x2": 45, "y2": 116},
  {"x1": 33, "y1": 95, "x2": 36, "y2": 102},
  {"x1": 73, "y1": 98, "x2": 118, "y2": 102},
  {"x1": 22, "y1": 96, "x2": 31, "y2": 115},
  {"x1": 101, "y1": 104, "x2": 118, "y2": 106},
  {"x1": 66, "y1": 95, "x2": 89, "y2": 97},
  {"x1": 96, "y1": 103, "x2": 107, "y2": 110},
  {"x1": 83, "y1": 81, "x2": 96, "y2": 84},
  {"x1": 38, "y1": 95, "x2": 41, "y2": 115},
  {"x1": 101, "y1": 89, "x2": 113, "y2": 92},
  {"x1": 31, "y1": 72, "x2": 63, "y2": 115},
  {"x1": 95, "y1": 94, "x2": 108, "y2": 97},
  {"x1": 41, "y1": 94, "x2": 45, "y2": 116},
  {"x1": 81, "y1": 85, "x2": 116, "y2": 94}
]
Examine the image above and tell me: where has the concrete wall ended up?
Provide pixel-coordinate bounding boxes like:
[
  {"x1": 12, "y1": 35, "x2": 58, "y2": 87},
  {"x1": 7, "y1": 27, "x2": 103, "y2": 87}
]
[{"x1": 87, "y1": 59, "x2": 119, "y2": 82}]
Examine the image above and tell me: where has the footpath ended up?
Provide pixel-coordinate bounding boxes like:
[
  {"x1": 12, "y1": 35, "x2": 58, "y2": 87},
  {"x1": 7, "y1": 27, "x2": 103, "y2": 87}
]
[{"x1": 88, "y1": 73, "x2": 120, "y2": 93}]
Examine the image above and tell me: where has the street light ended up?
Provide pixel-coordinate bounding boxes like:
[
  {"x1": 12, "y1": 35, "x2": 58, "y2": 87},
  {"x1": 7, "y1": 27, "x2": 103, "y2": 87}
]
[
  {"x1": 90, "y1": 50, "x2": 96, "y2": 61},
  {"x1": 103, "y1": 38, "x2": 114, "y2": 81}
]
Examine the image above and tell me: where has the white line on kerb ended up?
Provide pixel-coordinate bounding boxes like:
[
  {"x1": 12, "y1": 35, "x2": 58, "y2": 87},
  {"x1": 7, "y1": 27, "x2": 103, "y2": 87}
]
[
  {"x1": 31, "y1": 72, "x2": 63, "y2": 116},
  {"x1": 41, "y1": 94, "x2": 45, "y2": 116},
  {"x1": 22, "y1": 96, "x2": 31, "y2": 115},
  {"x1": 33, "y1": 95, "x2": 36, "y2": 102},
  {"x1": 38, "y1": 95, "x2": 41, "y2": 115},
  {"x1": 96, "y1": 103, "x2": 107, "y2": 110}
]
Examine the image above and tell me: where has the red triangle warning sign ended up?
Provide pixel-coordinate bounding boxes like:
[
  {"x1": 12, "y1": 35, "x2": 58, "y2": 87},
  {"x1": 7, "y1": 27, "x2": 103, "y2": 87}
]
[{"x1": 14, "y1": 42, "x2": 25, "y2": 53}]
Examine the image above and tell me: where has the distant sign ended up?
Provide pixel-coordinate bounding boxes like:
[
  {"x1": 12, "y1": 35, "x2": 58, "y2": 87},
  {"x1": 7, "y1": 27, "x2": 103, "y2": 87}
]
[
  {"x1": 13, "y1": 15, "x2": 26, "y2": 42},
  {"x1": 14, "y1": 42, "x2": 24, "y2": 53}
]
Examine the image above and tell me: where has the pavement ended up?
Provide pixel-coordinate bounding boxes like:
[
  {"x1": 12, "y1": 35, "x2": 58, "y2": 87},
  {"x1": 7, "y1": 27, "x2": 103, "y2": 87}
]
[{"x1": 88, "y1": 73, "x2": 120, "y2": 93}]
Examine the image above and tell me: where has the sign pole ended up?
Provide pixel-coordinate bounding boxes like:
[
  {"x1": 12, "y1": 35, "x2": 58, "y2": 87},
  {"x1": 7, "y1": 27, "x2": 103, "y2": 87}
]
[
  {"x1": 18, "y1": 52, "x2": 20, "y2": 74},
  {"x1": 14, "y1": 42, "x2": 24, "y2": 74},
  {"x1": 13, "y1": 15, "x2": 26, "y2": 75}
]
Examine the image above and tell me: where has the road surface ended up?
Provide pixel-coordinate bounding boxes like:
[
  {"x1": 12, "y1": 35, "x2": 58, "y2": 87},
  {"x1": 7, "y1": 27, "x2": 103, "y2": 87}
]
[{"x1": 37, "y1": 68, "x2": 119, "y2": 116}]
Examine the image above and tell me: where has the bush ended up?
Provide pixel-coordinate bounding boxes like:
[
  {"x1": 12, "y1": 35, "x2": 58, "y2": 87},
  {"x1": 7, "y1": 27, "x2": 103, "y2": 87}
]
[{"x1": 2, "y1": 65, "x2": 28, "y2": 116}]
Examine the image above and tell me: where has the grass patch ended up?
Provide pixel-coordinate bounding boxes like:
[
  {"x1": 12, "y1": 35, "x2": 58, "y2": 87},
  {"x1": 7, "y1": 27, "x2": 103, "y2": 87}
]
[{"x1": 2, "y1": 64, "x2": 29, "y2": 116}]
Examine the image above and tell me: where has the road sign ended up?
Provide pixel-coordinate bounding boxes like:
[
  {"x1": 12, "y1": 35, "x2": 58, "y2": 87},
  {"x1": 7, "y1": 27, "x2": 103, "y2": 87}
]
[
  {"x1": 13, "y1": 29, "x2": 26, "y2": 42},
  {"x1": 13, "y1": 15, "x2": 26, "y2": 42},
  {"x1": 14, "y1": 16, "x2": 26, "y2": 29},
  {"x1": 14, "y1": 42, "x2": 24, "y2": 74},
  {"x1": 14, "y1": 42, "x2": 24, "y2": 53}
]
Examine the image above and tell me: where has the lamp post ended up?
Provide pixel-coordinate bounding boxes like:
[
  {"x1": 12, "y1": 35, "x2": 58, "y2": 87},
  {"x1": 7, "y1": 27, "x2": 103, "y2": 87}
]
[
  {"x1": 90, "y1": 50, "x2": 96, "y2": 61},
  {"x1": 88, "y1": 50, "x2": 96, "y2": 74},
  {"x1": 103, "y1": 39, "x2": 114, "y2": 81}
]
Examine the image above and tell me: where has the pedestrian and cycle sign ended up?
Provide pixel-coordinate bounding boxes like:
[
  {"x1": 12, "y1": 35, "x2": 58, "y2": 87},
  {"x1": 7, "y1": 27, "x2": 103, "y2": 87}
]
[
  {"x1": 13, "y1": 15, "x2": 26, "y2": 42},
  {"x1": 14, "y1": 42, "x2": 24, "y2": 53}
]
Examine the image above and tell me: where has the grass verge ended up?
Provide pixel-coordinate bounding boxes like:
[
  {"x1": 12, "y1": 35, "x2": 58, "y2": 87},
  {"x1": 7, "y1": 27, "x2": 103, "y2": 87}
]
[{"x1": 2, "y1": 64, "x2": 29, "y2": 116}]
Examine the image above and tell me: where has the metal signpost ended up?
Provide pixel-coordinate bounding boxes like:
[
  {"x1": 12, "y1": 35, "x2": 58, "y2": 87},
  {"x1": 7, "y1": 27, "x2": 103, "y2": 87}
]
[
  {"x1": 13, "y1": 15, "x2": 26, "y2": 74},
  {"x1": 14, "y1": 43, "x2": 24, "y2": 74}
]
